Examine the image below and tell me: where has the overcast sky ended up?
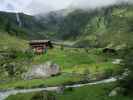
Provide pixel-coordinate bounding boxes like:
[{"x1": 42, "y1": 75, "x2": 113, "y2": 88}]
[{"x1": 0, "y1": 0, "x2": 132, "y2": 15}]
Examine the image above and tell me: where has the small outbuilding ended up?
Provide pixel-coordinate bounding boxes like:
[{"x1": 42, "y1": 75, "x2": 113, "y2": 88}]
[
  {"x1": 29, "y1": 40, "x2": 53, "y2": 54},
  {"x1": 102, "y1": 48, "x2": 117, "y2": 55}
]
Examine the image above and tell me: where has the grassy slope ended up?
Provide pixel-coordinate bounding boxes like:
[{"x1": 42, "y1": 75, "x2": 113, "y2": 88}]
[
  {"x1": 6, "y1": 83, "x2": 132, "y2": 100},
  {"x1": 32, "y1": 47, "x2": 119, "y2": 74},
  {"x1": 56, "y1": 83, "x2": 132, "y2": 100},
  {"x1": 33, "y1": 48, "x2": 110, "y2": 67},
  {"x1": 0, "y1": 73, "x2": 82, "y2": 89},
  {"x1": 0, "y1": 32, "x2": 28, "y2": 51},
  {"x1": 0, "y1": 32, "x2": 30, "y2": 80},
  {"x1": 0, "y1": 47, "x2": 120, "y2": 89},
  {"x1": 57, "y1": 84, "x2": 131, "y2": 100}
]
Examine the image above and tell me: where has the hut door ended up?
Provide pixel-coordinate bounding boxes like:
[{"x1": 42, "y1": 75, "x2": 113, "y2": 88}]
[{"x1": 36, "y1": 47, "x2": 43, "y2": 54}]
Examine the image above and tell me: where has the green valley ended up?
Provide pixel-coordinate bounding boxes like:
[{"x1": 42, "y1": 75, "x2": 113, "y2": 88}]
[{"x1": 0, "y1": 2, "x2": 133, "y2": 100}]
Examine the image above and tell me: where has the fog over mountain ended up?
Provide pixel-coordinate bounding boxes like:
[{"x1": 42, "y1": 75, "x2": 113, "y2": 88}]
[
  {"x1": 71, "y1": 0, "x2": 133, "y2": 9},
  {"x1": 0, "y1": 0, "x2": 133, "y2": 15}
]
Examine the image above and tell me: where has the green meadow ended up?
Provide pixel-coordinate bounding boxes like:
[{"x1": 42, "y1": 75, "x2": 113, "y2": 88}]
[
  {"x1": 6, "y1": 83, "x2": 133, "y2": 100},
  {"x1": 0, "y1": 46, "x2": 120, "y2": 89}
]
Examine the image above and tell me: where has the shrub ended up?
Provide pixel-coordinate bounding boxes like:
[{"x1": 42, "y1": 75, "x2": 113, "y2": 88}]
[
  {"x1": 31, "y1": 92, "x2": 56, "y2": 100},
  {"x1": 60, "y1": 45, "x2": 64, "y2": 50},
  {"x1": 118, "y1": 49, "x2": 133, "y2": 95},
  {"x1": 15, "y1": 86, "x2": 25, "y2": 89},
  {"x1": 95, "y1": 72, "x2": 106, "y2": 80},
  {"x1": 65, "y1": 87, "x2": 73, "y2": 92},
  {"x1": 103, "y1": 68, "x2": 114, "y2": 78},
  {"x1": 83, "y1": 68, "x2": 91, "y2": 81}
]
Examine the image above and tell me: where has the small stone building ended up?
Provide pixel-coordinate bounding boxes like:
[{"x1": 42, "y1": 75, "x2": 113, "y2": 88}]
[{"x1": 29, "y1": 40, "x2": 53, "y2": 54}]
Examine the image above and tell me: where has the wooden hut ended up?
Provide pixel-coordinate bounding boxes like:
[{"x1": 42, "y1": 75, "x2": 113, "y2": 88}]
[{"x1": 29, "y1": 40, "x2": 53, "y2": 54}]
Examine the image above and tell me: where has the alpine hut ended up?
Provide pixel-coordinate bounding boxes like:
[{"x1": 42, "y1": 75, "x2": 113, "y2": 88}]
[{"x1": 29, "y1": 40, "x2": 53, "y2": 54}]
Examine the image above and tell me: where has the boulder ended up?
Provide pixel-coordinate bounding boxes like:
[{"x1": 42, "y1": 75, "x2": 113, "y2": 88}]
[
  {"x1": 56, "y1": 86, "x2": 65, "y2": 94},
  {"x1": 109, "y1": 87, "x2": 121, "y2": 97},
  {"x1": 25, "y1": 61, "x2": 60, "y2": 79}
]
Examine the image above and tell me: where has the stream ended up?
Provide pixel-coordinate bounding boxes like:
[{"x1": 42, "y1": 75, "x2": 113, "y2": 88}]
[{"x1": 0, "y1": 77, "x2": 116, "y2": 100}]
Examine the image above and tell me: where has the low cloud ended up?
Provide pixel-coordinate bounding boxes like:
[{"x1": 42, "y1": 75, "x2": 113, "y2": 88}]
[
  {"x1": 0, "y1": 0, "x2": 133, "y2": 15},
  {"x1": 71, "y1": 0, "x2": 133, "y2": 10}
]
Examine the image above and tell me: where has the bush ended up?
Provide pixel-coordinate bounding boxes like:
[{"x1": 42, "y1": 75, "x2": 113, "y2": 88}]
[
  {"x1": 118, "y1": 49, "x2": 133, "y2": 95},
  {"x1": 103, "y1": 68, "x2": 114, "y2": 78},
  {"x1": 62, "y1": 81, "x2": 75, "y2": 85},
  {"x1": 31, "y1": 84, "x2": 46, "y2": 88},
  {"x1": 65, "y1": 87, "x2": 73, "y2": 92},
  {"x1": 95, "y1": 72, "x2": 106, "y2": 80},
  {"x1": 1, "y1": 49, "x2": 34, "y2": 79},
  {"x1": 15, "y1": 86, "x2": 25, "y2": 89},
  {"x1": 31, "y1": 92, "x2": 56, "y2": 100},
  {"x1": 83, "y1": 69, "x2": 91, "y2": 81}
]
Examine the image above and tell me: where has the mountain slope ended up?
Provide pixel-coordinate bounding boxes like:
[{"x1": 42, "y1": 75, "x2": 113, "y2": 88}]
[
  {"x1": 69, "y1": 5, "x2": 133, "y2": 47},
  {"x1": 0, "y1": 4, "x2": 133, "y2": 48},
  {"x1": 0, "y1": 32, "x2": 28, "y2": 51},
  {"x1": 53, "y1": 4, "x2": 133, "y2": 48},
  {"x1": 35, "y1": 4, "x2": 133, "y2": 48},
  {"x1": 0, "y1": 12, "x2": 47, "y2": 39}
]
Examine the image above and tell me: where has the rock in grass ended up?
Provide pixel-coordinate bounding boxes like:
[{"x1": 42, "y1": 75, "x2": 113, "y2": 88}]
[
  {"x1": 56, "y1": 86, "x2": 65, "y2": 94},
  {"x1": 25, "y1": 61, "x2": 60, "y2": 79},
  {"x1": 109, "y1": 87, "x2": 121, "y2": 97}
]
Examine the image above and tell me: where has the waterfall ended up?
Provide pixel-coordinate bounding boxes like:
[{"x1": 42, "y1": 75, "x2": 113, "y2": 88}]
[{"x1": 16, "y1": 13, "x2": 22, "y2": 27}]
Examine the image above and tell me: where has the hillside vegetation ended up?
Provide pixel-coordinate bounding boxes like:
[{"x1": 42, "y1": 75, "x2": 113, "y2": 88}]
[
  {"x1": 0, "y1": 47, "x2": 121, "y2": 89},
  {"x1": 0, "y1": 32, "x2": 28, "y2": 51},
  {"x1": 0, "y1": 3, "x2": 132, "y2": 89},
  {"x1": 0, "y1": 32, "x2": 32, "y2": 80},
  {"x1": 0, "y1": 4, "x2": 133, "y2": 49},
  {"x1": 0, "y1": 12, "x2": 46, "y2": 39},
  {"x1": 6, "y1": 83, "x2": 132, "y2": 100},
  {"x1": 0, "y1": 3, "x2": 133, "y2": 100},
  {"x1": 56, "y1": 4, "x2": 133, "y2": 48}
]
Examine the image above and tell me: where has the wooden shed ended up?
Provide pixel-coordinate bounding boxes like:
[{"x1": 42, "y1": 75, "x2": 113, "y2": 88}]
[{"x1": 29, "y1": 40, "x2": 53, "y2": 54}]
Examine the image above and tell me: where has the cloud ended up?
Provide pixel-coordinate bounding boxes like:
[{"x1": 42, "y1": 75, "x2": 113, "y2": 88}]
[
  {"x1": 0, "y1": 0, "x2": 132, "y2": 15},
  {"x1": 24, "y1": 0, "x2": 73, "y2": 14},
  {"x1": 0, "y1": 0, "x2": 32, "y2": 12},
  {"x1": 71, "y1": 0, "x2": 133, "y2": 9}
]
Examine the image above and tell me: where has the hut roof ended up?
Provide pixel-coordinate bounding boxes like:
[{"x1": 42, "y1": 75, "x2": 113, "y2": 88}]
[{"x1": 29, "y1": 40, "x2": 50, "y2": 44}]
